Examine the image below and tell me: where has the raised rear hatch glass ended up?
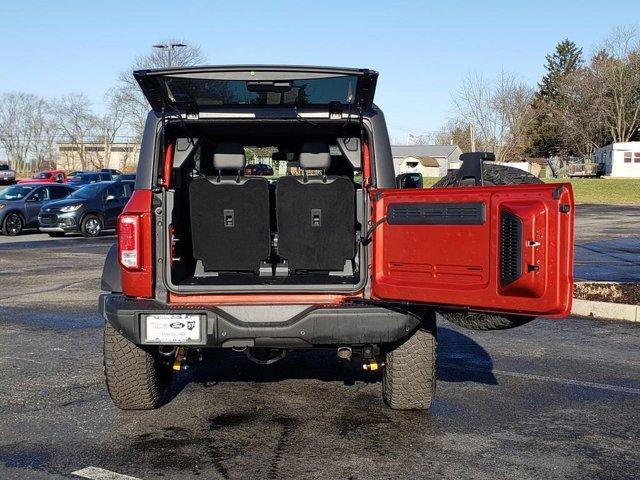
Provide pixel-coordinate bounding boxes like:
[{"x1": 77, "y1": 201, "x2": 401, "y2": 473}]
[{"x1": 134, "y1": 65, "x2": 378, "y2": 112}]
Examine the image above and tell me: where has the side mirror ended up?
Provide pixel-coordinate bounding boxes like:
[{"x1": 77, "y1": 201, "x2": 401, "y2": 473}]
[
  {"x1": 105, "y1": 195, "x2": 116, "y2": 203},
  {"x1": 396, "y1": 173, "x2": 423, "y2": 189}
]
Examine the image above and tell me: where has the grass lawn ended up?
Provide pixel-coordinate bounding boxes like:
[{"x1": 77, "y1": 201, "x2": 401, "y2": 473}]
[
  {"x1": 545, "y1": 178, "x2": 640, "y2": 205},
  {"x1": 422, "y1": 175, "x2": 640, "y2": 205}
]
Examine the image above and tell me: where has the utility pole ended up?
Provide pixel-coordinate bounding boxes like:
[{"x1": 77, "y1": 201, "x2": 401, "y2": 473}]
[
  {"x1": 153, "y1": 43, "x2": 187, "y2": 67},
  {"x1": 469, "y1": 123, "x2": 476, "y2": 152}
]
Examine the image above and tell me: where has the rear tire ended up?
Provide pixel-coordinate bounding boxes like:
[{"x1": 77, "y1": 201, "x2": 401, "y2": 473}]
[
  {"x1": 103, "y1": 322, "x2": 172, "y2": 410},
  {"x1": 81, "y1": 214, "x2": 102, "y2": 237},
  {"x1": 2, "y1": 212, "x2": 23, "y2": 236},
  {"x1": 383, "y1": 325, "x2": 437, "y2": 410}
]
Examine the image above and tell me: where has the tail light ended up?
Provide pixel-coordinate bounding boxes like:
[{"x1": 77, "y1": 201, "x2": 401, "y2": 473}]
[
  {"x1": 118, "y1": 190, "x2": 153, "y2": 298},
  {"x1": 118, "y1": 215, "x2": 141, "y2": 270}
]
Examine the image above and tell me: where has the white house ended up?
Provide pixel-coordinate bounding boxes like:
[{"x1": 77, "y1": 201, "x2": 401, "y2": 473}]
[
  {"x1": 592, "y1": 142, "x2": 640, "y2": 177},
  {"x1": 396, "y1": 155, "x2": 441, "y2": 177},
  {"x1": 392, "y1": 145, "x2": 463, "y2": 177}
]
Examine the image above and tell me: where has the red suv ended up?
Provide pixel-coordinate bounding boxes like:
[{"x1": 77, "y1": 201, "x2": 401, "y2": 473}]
[
  {"x1": 99, "y1": 66, "x2": 574, "y2": 412},
  {"x1": 18, "y1": 169, "x2": 67, "y2": 184}
]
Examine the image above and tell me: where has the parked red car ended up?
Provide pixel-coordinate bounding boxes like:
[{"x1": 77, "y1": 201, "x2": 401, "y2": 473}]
[{"x1": 18, "y1": 170, "x2": 67, "y2": 184}]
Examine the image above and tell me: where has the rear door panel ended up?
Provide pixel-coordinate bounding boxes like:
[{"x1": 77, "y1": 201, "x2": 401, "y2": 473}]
[{"x1": 371, "y1": 184, "x2": 574, "y2": 316}]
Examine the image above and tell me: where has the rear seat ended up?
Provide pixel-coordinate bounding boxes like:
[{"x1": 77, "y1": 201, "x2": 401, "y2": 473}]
[
  {"x1": 276, "y1": 142, "x2": 356, "y2": 272},
  {"x1": 189, "y1": 143, "x2": 270, "y2": 273}
]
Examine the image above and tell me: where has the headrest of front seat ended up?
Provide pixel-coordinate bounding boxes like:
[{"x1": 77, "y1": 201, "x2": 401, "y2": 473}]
[
  {"x1": 299, "y1": 142, "x2": 330, "y2": 170},
  {"x1": 214, "y1": 143, "x2": 246, "y2": 170}
]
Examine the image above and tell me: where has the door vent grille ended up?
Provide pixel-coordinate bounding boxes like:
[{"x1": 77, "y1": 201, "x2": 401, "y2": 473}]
[
  {"x1": 500, "y1": 211, "x2": 522, "y2": 286},
  {"x1": 387, "y1": 202, "x2": 485, "y2": 225}
]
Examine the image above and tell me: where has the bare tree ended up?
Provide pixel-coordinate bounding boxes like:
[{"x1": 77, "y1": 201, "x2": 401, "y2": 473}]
[
  {"x1": 557, "y1": 62, "x2": 610, "y2": 155},
  {"x1": 116, "y1": 39, "x2": 206, "y2": 141},
  {"x1": 0, "y1": 93, "x2": 38, "y2": 173},
  {"x1": 451, "y1": 71, "x2": 534, "y2": 161},
  {"x1": 55, "y1": 93, "x2": 98, "y2": 170},
  {"x1": 556, "y1": 26, "x2": 640, "y2": 155},
  {"x1": 597, "y1": 26, "x2": 640, "y2": 142},
  {"x1": 85, "y1": 89, "x2": 127, "y2": 169},
  {"x1": 29, "y1": 98, "x2": 59, "y2": 171},
  {"x1": 434, "y1": 119, "x2": 474, "y2": 152}
]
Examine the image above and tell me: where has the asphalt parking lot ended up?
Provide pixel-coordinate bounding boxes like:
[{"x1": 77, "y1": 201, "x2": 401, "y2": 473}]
[
  {"x1": 573, "y1": 204, "x2": 640, "y2": 282},
  {"x1": 0, "y1": 205, "x2": 639, "y2": 479}
]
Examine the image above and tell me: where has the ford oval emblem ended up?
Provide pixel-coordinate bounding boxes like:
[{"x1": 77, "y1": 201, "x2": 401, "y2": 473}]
[{"x1": 170, "y1": 322, "x2": 185, "y2": 329}]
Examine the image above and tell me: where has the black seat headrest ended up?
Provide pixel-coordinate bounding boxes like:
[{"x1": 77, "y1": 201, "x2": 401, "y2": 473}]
[
  {"x1": 214, "y1": 143, "x2": 246, "y2": 171},
  {"x1": 299, "y1": 142, "x2": 330, "y2": 170}
]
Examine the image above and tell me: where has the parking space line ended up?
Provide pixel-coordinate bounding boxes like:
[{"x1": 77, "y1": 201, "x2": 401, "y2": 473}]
[
  {"x1": 72, "y1": 466, "x2": 141, "y2": 480},
  {"x1": 443, "y1": 365, "x2": 640, "y2": 395},
  {"x1": 493, "y1": 369, "x2": 640, "y2": 395}
]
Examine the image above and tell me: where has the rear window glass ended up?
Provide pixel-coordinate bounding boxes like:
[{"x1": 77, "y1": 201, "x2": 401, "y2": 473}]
[
  {"x1": 164, "y1": 75, "x2": 358, "y2": 107},
  {"x1": 69, "y1": 183, "x2": 105, "y2": 199},
  {"x1": 34, "y1": 172, "x2": 52, "y2": 179},
  {"x1": 50, "y1": 186, "x2": 71, "y2": 199},
  {"x1": 0, "y1": 165, "x2": 9, "y2": 171}
]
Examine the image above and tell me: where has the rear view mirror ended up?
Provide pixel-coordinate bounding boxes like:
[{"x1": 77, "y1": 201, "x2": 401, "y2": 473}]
[{"x1": 396, "y1": 173, "x2": 423, "y2": 189}]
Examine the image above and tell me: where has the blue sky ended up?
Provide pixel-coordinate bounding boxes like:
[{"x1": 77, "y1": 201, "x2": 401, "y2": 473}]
[{"x1": 1, "y1": 0, "x2": 637, "y2": 142}]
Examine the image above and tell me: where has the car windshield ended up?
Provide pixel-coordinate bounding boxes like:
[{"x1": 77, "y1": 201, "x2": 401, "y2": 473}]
[
  {"x1": 34, "y1": 172, "x2": 52, "y2": 179},
  {"x1": 0, "y1": 185, "x2": 35, "y2": 200},
  {"x1": 69, "y1": 174, "x2": 93, "y2": 183},
  {"x1": 69, "y1": 183, "x2": 105, "y2": 199}
]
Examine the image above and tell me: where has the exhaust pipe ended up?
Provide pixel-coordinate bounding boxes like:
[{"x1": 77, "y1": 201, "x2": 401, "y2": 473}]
[
  {"x1": 337, "y1": 346, "x2": 352, "y2": 360},
  {"x1": 158, "y1": 346, "x2": 177, "y2": 357}
]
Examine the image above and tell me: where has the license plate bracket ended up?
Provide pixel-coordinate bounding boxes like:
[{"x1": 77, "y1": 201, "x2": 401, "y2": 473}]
[{"x1": 142, "y1": 314, "x2": 204, "y2": 344}]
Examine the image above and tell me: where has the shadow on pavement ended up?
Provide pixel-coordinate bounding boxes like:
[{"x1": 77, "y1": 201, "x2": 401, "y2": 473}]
[{"x1": 168, "y1": 325, "x2": 497, "y2": 401}]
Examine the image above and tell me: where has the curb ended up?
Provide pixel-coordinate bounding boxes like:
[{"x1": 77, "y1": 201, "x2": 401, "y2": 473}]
[{"x1": 571, "y1": 298, "x2": 639, "y2": 322}]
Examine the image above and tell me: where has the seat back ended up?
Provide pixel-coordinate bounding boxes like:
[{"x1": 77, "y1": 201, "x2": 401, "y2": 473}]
[
  {"x1": 276, "y1": 142, "x2": 355, "y2": 272},
  {"x1": 189, "y1": 143, "x2": 270, "y2": 272}
]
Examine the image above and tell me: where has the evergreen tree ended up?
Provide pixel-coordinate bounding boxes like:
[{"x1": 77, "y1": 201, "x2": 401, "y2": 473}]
[
  {"x1": 527, "y1": 39, "x2": 584, "y2": 156},
  {"x1": 538, "y1": 39, "x2": 583, "y2": 102}
]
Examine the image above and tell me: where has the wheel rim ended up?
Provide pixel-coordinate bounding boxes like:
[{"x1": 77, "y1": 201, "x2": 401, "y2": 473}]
[
  {"x1": 85, "y1": 218, "x2": 101, "y2": 236},
  {"x1": 5, "y1": 214, "x2": 22, "y2": 235}
]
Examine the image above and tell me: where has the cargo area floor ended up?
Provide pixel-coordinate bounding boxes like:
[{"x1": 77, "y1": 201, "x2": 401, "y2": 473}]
[{"x1": 175, "y1": 273, "x2": 360, "y2": 287}]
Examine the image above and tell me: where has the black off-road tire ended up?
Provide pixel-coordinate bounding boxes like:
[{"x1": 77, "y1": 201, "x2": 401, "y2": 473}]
[
  {"x1": 432, "y1": 163, "x2": 543, "y2": 188},
  {"x1": 433, "y1": 163, "x2": 541, "y2": 331},
  {"x1": 441, "y1": 312, "x2": 534, "y2": 331},
  {"x1": 383, "y1": 327, "x2": 437, "y2": 410},
  {"x1": 103, "y1": 322, "x2": 172, "y2": 410}
]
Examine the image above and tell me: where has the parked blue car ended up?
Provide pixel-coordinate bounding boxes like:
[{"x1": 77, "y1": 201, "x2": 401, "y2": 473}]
[
  {"x1": 38, "y1": 180, "x2": 134, "y2": 237},
  {"x1": 0, "y1": 183, "x2": 75, "y2": 235}
]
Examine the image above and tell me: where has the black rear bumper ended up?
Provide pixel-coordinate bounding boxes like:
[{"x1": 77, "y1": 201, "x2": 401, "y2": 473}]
[{"x1": 99, "y1": 294, "x2": 420, "y2": 348}]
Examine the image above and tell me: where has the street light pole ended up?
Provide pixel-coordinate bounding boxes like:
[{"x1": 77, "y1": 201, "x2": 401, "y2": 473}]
[{"x1": 152, "y1": 43, "x2": 187, "y2": 67}]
